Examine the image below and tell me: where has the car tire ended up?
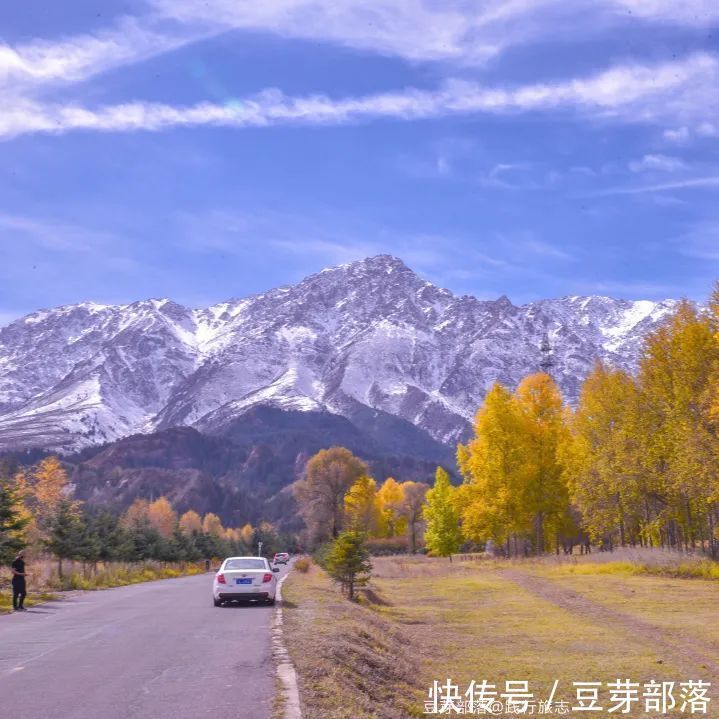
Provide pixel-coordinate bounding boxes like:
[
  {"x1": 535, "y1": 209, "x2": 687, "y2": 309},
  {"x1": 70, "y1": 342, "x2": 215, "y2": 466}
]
[
  {"x1": 267, "y1": 597, "x2": 276, "y2": 606},
  {"x1": 213, "y1": 598, "x2": 223, "y2": 607}
]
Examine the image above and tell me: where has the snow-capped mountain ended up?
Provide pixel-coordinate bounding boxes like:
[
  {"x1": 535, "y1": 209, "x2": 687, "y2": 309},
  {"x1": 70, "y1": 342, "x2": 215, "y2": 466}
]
[{"x1": 0, "y1": 255, "x2": 676, "y2": 452}]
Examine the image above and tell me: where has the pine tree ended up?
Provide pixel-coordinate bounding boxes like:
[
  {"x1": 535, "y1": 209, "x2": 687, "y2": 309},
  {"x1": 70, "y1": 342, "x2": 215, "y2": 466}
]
[
  {"x1": 87, "y1": 511, "x2": 125, "y2": 563},
  {"x1": 324, "y1": 530, "x2": 372, "y2": 600},
  {"x1": 172, "y1": 525, "x2": 201, "y2": 561},
  {"x1": 44, "y1": 498, "x2": 86, "y2": 578},
  {"x1": 0, "y1": 478, "x2": 29, "y2": 564},
  {"x1": 423, "y1": 468, "x2": 462, "y2": 560},
  {"x1": 120, "y1": 517, "x2": 164, "y2": 561}
]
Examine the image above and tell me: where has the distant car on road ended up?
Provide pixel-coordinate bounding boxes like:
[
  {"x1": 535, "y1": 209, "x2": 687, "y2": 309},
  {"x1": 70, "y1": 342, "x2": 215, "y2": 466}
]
[
  {"x1": 273, "y1": 552, "x2": 290, "y2": 565},
  {"x1": 213, "y1": 556, "x2": 279, "y2": 607}
]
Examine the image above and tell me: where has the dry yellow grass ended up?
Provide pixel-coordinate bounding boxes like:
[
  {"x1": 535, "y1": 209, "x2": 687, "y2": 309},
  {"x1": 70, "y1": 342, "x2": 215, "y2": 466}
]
[
  {"x1": 284, "y1": 551, "x2": 719, "y2": 718},
  {"x1": 0, "y1": 556, "x2": 207, "y2": 612},
  {"x1": 282, "y1": 560, "x2": 422, "y2": 719}
]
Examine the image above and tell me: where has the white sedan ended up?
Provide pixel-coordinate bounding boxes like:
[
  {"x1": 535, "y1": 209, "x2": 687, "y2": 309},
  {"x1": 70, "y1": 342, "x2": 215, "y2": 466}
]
[{"x1": 213, "y1": 556, "x2": 280, "y2": 607}]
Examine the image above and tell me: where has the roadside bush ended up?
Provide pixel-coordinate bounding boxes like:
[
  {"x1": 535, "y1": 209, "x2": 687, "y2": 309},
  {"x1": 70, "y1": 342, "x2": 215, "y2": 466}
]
[{"x1": 294, "y1": 557, "x2": 311, "y2": 573}]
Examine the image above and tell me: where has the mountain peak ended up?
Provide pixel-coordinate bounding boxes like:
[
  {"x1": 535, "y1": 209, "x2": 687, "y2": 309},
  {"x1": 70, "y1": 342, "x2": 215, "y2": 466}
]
[
  {"x1": 0, "y1": 255, "x2": 675, "y2": 454},
  {"x1": 319, "y1": 254, "x2": 412, "y2": 278}
]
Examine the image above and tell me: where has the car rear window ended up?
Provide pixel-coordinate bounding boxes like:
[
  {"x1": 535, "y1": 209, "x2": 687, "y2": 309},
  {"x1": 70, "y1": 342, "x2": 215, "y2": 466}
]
[{"x1": 224, "y1": 558, "x2": 267, "y2": 570}]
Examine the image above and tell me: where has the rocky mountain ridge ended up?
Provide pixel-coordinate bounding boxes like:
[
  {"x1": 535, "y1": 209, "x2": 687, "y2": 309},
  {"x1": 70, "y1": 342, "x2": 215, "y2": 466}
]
[{"x1": 0, "y1": 255, "x2": 676, "y2": 453}]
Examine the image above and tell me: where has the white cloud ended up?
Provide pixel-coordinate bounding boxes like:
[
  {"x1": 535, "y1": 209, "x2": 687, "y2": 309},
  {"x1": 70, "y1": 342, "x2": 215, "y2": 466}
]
[
  {"x1": 1, "y1": 53, "x2": 716, "y2": 140},
  {"x1": 663, "y1": 122, "x2": 718, "y2": 144},
  {"x1": 149, "y1": 0, "x2": 555, "y2": 66},
  {"x1": 663, "y1": 126, "x2": 691, "y2": 143},
  {"x1": 628, "y1": 154, "x2": 688, "y2": 173},
  {"x1": 1, "y1": 0, "x2": 716, "y2": 106},
  {"x1": 0, "y1": 17, "x2": 203, "y2": 95},
  {"x1": 609, "y1": 0, "x2": 719, "y2": 25},
  {"x1": 593, "y1": 176, "x2": 719, "y2": 196},
  {"x1": 149, "y1": 0, "x2": 719, "y2": 66}
]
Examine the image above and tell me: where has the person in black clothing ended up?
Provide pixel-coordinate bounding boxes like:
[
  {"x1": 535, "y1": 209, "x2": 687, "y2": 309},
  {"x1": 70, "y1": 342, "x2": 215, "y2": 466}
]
[{"x1": 11, "y1": 550, "x2": 27, "y2": 611}]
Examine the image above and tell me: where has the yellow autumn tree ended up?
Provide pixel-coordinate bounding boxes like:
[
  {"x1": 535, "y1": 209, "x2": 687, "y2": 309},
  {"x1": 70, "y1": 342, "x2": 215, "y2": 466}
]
[
  {"x1": 147, "y1": 496, "x2": 177, "y2": 538},
  {"x1": 178, "y1": 510, "x2": 203, "y2": 534},
  {"x1": 344, "y1": 475, "x2": 380, "y2": 533},
  {"x1": 457, "y1": 382, "x2": 529, "y2": 553},
  {"x1": 294, "y1": 447, "x2": 368, "y2": 542},
  {"x1": 513, "y1": 373, "x2": 572, "y2": 554},
  {"x1": 122, "y1": 498, "x2": 150, "y2": 528},
  {"x1": 564, "y1": 363, "x2": 647, "y2": 546},
  {"x1": 638, "y1": 301, "x2": 719, "y2": 549},
  {"x1": 224, "y1": 527, "x2": 240, "y2": 543},
  {"x1": 239, "y1": 523, "x2": 254, "y2": 546},
  {"x1": 202, "y1": 512, "x2": 224, "y2": 537},
  {"x1": 29, "y1": 457, "x2": 69, "y2": 537},
  {"x1": 376, "y1": 477, "x2": 407, "y2": 537},
  {"x1": 11, "y1": 469, "x2": 39, "y2": 548}
]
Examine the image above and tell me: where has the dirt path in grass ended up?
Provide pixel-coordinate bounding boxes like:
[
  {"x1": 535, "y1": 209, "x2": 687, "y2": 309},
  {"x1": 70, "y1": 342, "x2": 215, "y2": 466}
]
[{"x1": 501, "y1": 569, "x2": 719, "y2": 682}]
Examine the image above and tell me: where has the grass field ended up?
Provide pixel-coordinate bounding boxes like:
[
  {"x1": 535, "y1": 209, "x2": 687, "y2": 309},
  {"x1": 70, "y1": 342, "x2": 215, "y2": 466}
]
[
  {"x1": 0, "y1": 557, "x2": 208, "y2": 613},
  {"x1": 282, "y1": 549, "x2": 719, "y2": 718}
]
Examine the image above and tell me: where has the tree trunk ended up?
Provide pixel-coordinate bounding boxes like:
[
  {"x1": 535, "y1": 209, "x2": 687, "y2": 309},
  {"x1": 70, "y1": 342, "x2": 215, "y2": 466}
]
[
  {"x1": 686, "y1": 499, "x2": 695, "y2": 550},
  {"x1": 709, "y1": 509, "x2": 716, "y2": 559},
  {"x1": 535, "y1": 513, "x2": 545, "y2": 555}
]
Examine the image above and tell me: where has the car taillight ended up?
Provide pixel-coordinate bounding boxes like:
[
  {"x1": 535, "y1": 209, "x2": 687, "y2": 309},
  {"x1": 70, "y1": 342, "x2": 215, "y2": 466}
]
[
  {"x1": 216, "y1": 573, "x2": 226, "y2": 584},
  {"x1": 262, "y1": 573, "x2": 272, "y2": 583}
]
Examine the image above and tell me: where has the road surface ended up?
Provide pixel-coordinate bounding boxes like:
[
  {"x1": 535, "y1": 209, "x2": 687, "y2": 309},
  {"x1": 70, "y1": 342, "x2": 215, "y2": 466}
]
[{"x1": 0, "y1": 567, "x2": 288, "y2": 719}]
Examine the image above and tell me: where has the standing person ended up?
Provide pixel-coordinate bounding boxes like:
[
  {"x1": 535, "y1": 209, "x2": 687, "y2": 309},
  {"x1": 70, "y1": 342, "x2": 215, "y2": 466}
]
[{"x1": 11, "y1": 549, "x2": 27, "y2": 612}]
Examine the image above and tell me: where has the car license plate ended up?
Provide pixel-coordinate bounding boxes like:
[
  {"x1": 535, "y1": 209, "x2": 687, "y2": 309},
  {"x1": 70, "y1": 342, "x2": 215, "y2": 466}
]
[{"x1": 236, "y1": 578, "x2": 252, "y2": 585}]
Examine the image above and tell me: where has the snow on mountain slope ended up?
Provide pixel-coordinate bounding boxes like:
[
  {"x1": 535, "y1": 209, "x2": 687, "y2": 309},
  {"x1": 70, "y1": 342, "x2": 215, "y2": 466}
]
[{"x1": 0, "y1": 255, "x2": 677, "y2": 452}]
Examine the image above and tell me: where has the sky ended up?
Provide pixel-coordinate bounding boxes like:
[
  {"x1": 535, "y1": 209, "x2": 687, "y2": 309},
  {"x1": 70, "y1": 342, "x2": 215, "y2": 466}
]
[{"x1": 1, "y1": 0, "x2": 719, "y2": 325}]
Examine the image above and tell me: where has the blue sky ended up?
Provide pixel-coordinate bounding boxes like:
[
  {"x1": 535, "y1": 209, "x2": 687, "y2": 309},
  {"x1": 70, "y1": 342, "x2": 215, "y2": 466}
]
[{"x1": 1, "y1": 0, "x2": 719, "y2": 324}]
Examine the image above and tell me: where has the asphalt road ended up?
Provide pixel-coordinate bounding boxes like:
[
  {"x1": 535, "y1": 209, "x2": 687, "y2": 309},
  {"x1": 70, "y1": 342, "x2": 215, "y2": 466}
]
[{"x1": 0, "y1": 566, "x2": 289, "y2": 719}]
